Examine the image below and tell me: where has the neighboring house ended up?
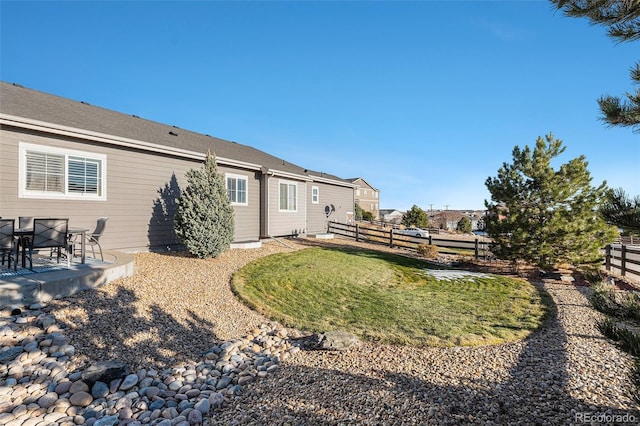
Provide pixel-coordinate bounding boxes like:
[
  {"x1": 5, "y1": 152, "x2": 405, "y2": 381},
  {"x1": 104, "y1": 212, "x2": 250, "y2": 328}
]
[
  {"x1": 429, "y1": 211, "x2": 461, "y2": 231},
  {"x1": 465, "y1": 211, "x2": 486, "y2": 231},
  {"x1": 379, "y1": 209, "x2": 404, "y2": 224},
  {"x1": 347, "y1": 177, "x2": 379, "y2": 220},
  {"x1": 431, "y1": 210, "x2": 486, "y2": 232},
  {"x1": 0, "y1": 82, "x2": 355, "y2": 251}
]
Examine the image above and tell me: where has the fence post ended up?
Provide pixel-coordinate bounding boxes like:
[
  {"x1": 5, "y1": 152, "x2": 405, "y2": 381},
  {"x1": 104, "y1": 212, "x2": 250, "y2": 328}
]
[
  {"x1": 605, "y1": 245, "x2": 611, "y2": 272},
  {"x1": 389, "y1": 228, "x2": 394, "y2": 248},
  {"x1": 621, "y1": 244, "x2": 627, "y2": 277},
  {"x1": 356, "y1": 223, "x2": 360, "y2": 242},
  {"x1": 428, "y1": 235, "x2": 432, "y2": 245},
  {"x1": 474, "y1": 238, "x2": 479, "y2": 260}
]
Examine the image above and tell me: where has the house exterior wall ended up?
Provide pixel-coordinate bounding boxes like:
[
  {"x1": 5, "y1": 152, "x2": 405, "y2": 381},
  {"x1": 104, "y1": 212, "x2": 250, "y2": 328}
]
[
  {"x1": 305, "y1": 181, "x2": 354, "y2": 235},
  {"x1": 0, "y1": 126, "x2": 261, "y2": 251},
  {"x1": 265, "y1": 176, "x2": 307, "y2": 237},
  {"x1": 352, "y1": 178, "x2": 379, "y2": 220}
]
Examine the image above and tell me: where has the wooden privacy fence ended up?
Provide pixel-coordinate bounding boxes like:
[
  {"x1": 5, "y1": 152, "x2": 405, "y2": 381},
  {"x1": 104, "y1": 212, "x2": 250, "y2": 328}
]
[
  {"x1": 327, "y1": 221, "x2": 489, "y2": 259},
  {"x1": 605, "y1": 244, "x2": 640, "y2": 282}
]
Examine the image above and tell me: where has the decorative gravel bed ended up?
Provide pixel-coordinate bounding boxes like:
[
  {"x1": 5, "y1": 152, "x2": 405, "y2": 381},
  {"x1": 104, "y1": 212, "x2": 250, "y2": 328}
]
[
  {"x1": 1, "y1": 237, "x2": 638, "y2": 425},
  {"x1": 211, "y1": 281, "x2": 638, "y2": 425}
]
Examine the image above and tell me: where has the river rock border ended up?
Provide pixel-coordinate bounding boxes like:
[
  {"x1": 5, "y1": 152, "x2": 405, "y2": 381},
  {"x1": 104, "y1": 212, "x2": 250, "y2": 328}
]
[{"x1": 0, "y1": 303, "x2": 300, "y2": 426}]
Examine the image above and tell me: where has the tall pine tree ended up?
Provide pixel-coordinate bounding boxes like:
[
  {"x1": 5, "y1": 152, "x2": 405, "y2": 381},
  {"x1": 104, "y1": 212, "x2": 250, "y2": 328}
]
[
  {"x1": 174, "y1": 151, "x2": 235, "y2": 258},
  {"x1": 550, "y1": 0, "x2": 640, "y2": 132},
  {"x1": 485, "y1": 133, "x2": 617, "y2": 271},
  {"x1": 550, "y1": 1, "x2": 640, "y2": 231}
]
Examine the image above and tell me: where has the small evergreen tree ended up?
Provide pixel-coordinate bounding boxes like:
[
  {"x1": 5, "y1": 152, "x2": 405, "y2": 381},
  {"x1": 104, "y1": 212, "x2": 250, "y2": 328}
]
[
  {"x1": 485, "y1": 133, "x2": 617, "y2": 271},
  {"x1": 402, "y1": 205, "x2": 429, "y2": 228},
  {"x1": 457, "y1": 216, "x2": 472, "y2": 234},
  {"x1": 174, "y1": 151, "x2": 235, "y2": 258}
]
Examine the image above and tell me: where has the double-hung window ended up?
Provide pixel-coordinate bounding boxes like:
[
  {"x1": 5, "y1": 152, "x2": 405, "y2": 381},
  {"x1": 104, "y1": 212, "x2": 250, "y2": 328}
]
[
  {"x1": 279, "y1": 180, "x2": 297, "y2": 211},
  {"x1": 226, "y1": 174, "x2": 248, "y2": 205},
  {"x1": 311, "y1": 186, "x2": 319, "y2": 204},
  {"x1": 19, "y1": 142, "x2": 106, "y2": 200}
]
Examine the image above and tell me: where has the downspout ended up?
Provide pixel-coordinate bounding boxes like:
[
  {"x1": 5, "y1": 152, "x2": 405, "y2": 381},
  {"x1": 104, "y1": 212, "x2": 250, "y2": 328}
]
[{"x1": 261, "y1": 167, "x2": 275, "y2": 238}]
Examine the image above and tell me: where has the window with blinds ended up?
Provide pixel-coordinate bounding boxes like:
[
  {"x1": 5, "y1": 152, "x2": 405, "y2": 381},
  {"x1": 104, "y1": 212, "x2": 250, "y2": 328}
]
[
  {"x1": 68, "y1": 156, "x2": 102, "y2": 195},
  {"x1": 279, "y1": 181, "x2": 297, "y2": 211},
  {"x1": 25, "y1": 151, "x2": 64, "y2": 193},
  {"x1": 20, "y1": 143, "x2": 106, "y2": 200}
]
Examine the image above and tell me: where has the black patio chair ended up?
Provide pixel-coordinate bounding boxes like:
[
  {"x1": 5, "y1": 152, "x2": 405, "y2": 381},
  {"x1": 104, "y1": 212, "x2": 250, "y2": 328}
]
[
  {"x1": 25, "y1": 218, "x2": 69, "y2": 270},
  {"x1": 18, "y1": 216, "x2": 35, "y2": 249},
  {"x1": 0, "y1": 219, "x2": 17, "y2": 271},
  {"x1": 18, "y1": 216, "x2": 34, "y2": 229},
  {"x1": 80, "y1": 217, "x2": 109, "y2": 261}
]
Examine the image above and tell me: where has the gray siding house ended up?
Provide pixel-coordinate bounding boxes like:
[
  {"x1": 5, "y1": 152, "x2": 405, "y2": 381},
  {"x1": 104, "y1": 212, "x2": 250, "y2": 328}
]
[{"x1": 0, "y1": 82, "x2": 355, "y2": 251}]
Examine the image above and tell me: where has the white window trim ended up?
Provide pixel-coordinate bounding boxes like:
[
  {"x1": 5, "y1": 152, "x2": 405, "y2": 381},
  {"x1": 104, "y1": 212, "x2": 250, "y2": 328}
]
[
  {"x1": 311, "y1": 186, "x2": 319, "y2": 204},
  {"x1": 19, "y1": 142, "x2": 107, "y2": 201},
  {"x1": 225, "y1": 173, "x2": 249, "y2": 206},
  {"x1": 278, "y1": 179, "x2": 298, "y2": 212}
]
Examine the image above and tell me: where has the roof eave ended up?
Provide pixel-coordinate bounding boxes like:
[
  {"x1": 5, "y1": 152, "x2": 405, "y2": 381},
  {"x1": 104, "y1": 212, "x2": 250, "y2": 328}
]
[
  {"x1": 311, "y1": 175, "x2": 358, "y2": 188},
  {"x1": 0, "y1": 113, "x2": 263, "y2": 171}
]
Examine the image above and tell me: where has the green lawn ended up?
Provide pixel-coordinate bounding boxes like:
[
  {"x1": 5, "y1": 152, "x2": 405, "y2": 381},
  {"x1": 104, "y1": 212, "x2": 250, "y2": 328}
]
[{"x1": 232, "y1": 247, "x2": 551, "y2": 346}]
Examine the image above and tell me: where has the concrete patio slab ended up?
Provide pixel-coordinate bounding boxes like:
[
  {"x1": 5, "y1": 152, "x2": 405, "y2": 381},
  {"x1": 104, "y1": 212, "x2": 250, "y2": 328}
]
[{"x1": 0, "y1": 250, "x2": 134, "y2": 308}]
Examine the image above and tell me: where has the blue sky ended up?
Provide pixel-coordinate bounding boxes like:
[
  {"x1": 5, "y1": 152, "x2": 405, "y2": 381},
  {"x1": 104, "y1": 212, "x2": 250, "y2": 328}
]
[{"x1": 1, "y1": 0, "x2": 638, "y2": 211}]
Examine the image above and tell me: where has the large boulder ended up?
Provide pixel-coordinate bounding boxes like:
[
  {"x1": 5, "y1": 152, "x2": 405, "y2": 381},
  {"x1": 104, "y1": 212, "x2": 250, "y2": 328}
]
[
  {"x1": 304, "y1": 331, "x2": 360, "y2": 351},
  {"x1": 81, "y1": 360, "x2": 128, "y2": 386}
]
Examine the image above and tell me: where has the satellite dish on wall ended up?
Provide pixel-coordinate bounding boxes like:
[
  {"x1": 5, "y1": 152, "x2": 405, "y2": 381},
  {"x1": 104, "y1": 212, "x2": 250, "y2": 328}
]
[{"x1": 325, "y1": 204, "x2": 336, "y2": 217}]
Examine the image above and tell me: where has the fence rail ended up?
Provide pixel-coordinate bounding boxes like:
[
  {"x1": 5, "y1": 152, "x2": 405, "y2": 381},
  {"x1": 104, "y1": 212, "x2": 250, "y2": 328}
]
[
  {"x1": 616, "y1": 236, "x2": 638, "y2": 245},
  {"x1": 355, "y1": 219, "x2": 440, "y2": 234},
  {"x1": 328, "y1": 221, "x2": 489, "y2": 259},
  {"x1": 605, "y1": 244, "x2": 640, "y2": 282},
  {"x1": 330, "y1": 223, "x2": 639, "y2": 280}
]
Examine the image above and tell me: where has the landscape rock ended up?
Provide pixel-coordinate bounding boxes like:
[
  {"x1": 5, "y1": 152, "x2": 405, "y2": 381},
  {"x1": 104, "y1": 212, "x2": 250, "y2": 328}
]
[
  {"x1": 0, "y1": 347, "x2": 23, "y2": 363},
  {"x1": 69, "y1": 380, "x2": 89, "y2": 394},
  {"x1": 312, "y1": 330, "x2": 360, "y2": 351},
  {"x1": 69, "y1": 391, "x2": 93, "y2": 407},
  {"x1": 91, "y1": 381, "x2": 109, "y2": 399},
  {"x1": 81, "y1": 360, "x2": 128, "y2": 386},
  {"x1": 119, "y1": 373, "x2": 139, "y2": 391}
]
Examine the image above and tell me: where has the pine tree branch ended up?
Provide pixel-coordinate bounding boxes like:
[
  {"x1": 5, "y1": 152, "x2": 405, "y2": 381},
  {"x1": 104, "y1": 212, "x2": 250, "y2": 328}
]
[{"x1": 552, "y1": 0, "x2": 640, "y2": 42}]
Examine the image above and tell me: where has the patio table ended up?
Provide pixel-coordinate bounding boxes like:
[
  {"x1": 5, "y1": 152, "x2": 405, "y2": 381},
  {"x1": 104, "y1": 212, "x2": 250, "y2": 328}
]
[
  {"x1": 69, "y1": 228, "x2": 89, "y2": 264},
  {"x1": 14, "y1": 227, "x2": 90, "y2": 267}
]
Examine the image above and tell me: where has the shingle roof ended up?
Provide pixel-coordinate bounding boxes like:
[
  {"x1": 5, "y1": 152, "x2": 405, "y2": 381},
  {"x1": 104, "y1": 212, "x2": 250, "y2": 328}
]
[
  {"x1": 0, "y1": 81, "x2": 351, "y2": 185},
  {"x1": 347, "y1": 177, "x2": 378, "y2": 191}
]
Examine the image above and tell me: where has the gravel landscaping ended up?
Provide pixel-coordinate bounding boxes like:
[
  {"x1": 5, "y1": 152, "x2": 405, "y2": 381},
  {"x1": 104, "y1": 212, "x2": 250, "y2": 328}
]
[{"x1": 1, "y1": 237, "x2": 638, "y2": 425}]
